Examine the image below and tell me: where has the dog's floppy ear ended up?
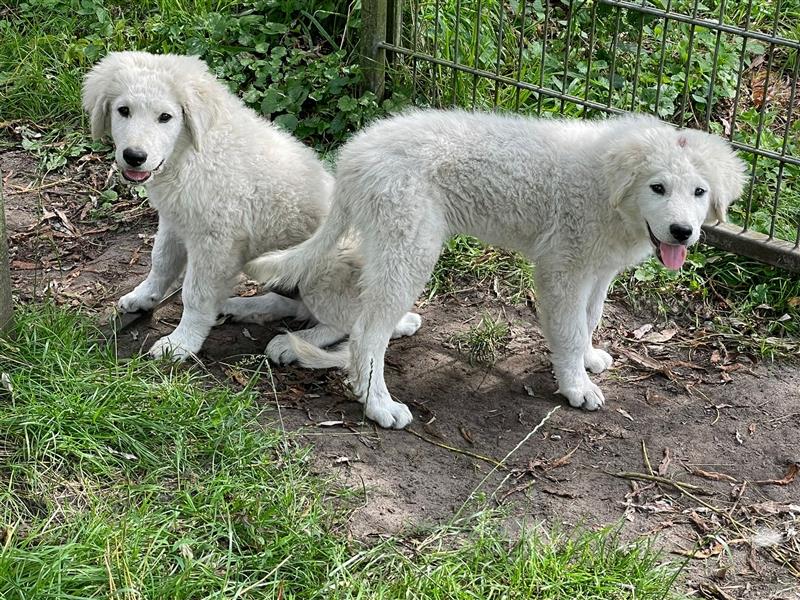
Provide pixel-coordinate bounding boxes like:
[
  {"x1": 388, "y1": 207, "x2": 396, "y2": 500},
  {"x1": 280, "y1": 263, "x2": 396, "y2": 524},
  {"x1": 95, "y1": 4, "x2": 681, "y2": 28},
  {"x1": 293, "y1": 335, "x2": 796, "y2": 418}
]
[
  {"x1": 82, "y1": 53, "x2": 125, "y2": 140},
  {"x1": 604, "y1": 134, "x2": 646, "y2": 209},
  {"x1": 178, "y1": 56, "x2": 223, "y2": 152},
  {"x1": 682, "y1": 130, "x2": 748, "y2": 223}
]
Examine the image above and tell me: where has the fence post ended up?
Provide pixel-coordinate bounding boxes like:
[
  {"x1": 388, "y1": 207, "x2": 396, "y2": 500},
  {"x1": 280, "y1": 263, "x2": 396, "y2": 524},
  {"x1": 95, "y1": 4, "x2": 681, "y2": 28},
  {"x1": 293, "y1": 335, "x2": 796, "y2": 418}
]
[
  {"x1": 387, "y1": 0, "x2": 403, "y2": 59},
  {"x1": 360, "y1": 0, "x2": 388, "y2": 98},
  {"x1": 0, "y1": 170, "x2": 13, "y2": 334}
]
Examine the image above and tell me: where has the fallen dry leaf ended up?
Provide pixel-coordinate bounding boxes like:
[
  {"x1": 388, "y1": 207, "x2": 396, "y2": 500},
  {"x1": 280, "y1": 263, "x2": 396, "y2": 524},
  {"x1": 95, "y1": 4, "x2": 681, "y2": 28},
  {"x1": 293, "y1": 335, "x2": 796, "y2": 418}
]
[
  {"x1": 11, "y1": 260, "x2": 37, "y2": 270},
  {"x1": 657, "y1": 448, "x2": 672, "y2": 476},
  {"x1": 697, "y1": 582, "x2": 738, "y2": 600},
  {"x1": 616, "y1": 408, "x2": 634, "y2": 422},
  {"x1": 459, "y1": 425, "x2": 474, "y2": 444},
  {"x1": 674, "y1": 542, "x2": 725, "y2": 559},
  {"x1": 642, "y1": 328, "x2": 677, "y2": 344},
  {"x1": 690, "y1": 468, "x2": 737, "y2": 483},
  {"x1": 223, "y1": 367, "x2": 250, "y2": 387},
  {"x1": 632, "y1": 323, "x2": 653, "y2": 339},
  {"x1": 747, "y1": 501, "x2": 800, "y2": 516},
  {"x1": 755, "y1": 463, "x2": 799, "y2": 486}
]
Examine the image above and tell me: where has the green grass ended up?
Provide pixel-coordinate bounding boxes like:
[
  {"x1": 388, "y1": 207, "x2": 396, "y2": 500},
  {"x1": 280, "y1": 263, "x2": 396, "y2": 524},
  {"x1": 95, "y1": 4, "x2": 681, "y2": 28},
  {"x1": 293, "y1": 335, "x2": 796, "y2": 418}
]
[
  {"x1": 0, "y1": 305, "x2": 687, "y2": 598},
  {"x1": 429, "y1": 236, "x2": 535, "y2": 303},
  {"x1": 451, "y1": 313, "x2": 511, "y2": 365}
]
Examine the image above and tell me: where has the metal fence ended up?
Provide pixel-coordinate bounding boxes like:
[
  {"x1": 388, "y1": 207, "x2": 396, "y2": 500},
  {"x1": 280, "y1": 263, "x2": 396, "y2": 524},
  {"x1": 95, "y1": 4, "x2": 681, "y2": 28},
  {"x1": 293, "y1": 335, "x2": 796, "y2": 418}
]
[{"x1": 361, "y1": 0, "x2": 800, "y2": 272}]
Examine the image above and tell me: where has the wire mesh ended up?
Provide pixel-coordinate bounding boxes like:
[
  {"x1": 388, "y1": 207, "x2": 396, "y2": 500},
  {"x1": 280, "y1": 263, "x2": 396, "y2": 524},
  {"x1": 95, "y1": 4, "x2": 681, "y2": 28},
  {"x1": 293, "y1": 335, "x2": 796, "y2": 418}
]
[{"x1": 380, "y1": 0, "x2": 800, "y2": 270}]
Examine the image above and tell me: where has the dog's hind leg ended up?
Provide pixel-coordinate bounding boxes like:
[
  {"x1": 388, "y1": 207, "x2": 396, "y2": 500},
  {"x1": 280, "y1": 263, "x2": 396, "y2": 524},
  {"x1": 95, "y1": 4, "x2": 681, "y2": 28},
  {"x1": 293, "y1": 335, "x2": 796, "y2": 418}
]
[
  {"x1": 535, "y1": 265, "x2": 606, "y2": 411},
  {"x1": 583, "y1": 271, "x2": 615, "y2": 374},
  {"x1": 348, "y1": 229, "x2": 441, "y2": 429},
  {"x1": 119, "y1": 216, "x2": 186, "y2": 312},
  {"x1": 220, "y1": 293, "x2": 308, "y2": 325}
]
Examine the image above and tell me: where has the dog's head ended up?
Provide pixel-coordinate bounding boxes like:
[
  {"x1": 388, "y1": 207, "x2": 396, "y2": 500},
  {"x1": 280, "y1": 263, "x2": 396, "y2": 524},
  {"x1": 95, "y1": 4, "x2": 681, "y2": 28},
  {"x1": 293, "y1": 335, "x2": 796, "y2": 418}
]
[
  {"x1": 605, "y1": 116, "x2": 747, "y2": 270},
  {"x1": 82, "y1": 51, "x2": 221, "y2": 184}
]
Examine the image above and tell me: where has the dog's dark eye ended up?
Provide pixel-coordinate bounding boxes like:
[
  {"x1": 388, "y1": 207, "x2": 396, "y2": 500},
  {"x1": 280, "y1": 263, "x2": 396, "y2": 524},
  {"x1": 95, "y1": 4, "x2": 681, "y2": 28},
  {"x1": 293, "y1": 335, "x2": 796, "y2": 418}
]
[
  {"x1": 158, "y1": 113, "x2": 172, "y2": 123},
  {"x1": 694, "y1": 187, "x2": 706, "y2": 197},
  {"x1": 650, "y1": 183, "x2": 665, "y2": 195},
  {"x1": 117, "y1": 106, "x2": 130, "y2": 117}
]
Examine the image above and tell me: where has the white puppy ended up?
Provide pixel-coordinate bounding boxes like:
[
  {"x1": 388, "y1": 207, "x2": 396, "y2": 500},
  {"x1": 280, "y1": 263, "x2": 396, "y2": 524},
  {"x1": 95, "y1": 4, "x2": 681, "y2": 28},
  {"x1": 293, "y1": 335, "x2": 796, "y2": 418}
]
[
  {"x1": 246, "y1": 110, "x2": 747, "y2": 428},
  {"x1": 82, "y1": 51, "x2": 333, "y2": 360}
]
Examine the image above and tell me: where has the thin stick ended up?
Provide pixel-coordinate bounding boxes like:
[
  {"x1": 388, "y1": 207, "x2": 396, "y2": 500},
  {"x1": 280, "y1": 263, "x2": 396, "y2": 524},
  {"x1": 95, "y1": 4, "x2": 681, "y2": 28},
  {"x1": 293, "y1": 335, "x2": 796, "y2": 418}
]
[
  {"x1": 457, "y1": 405, "x2": 560, "y2": 519},
  {"x1": 406, "y1": 428, "x2": 504, "y2": 469},
  {"x1": 607, "y1": 471, "x2": 710, "y2": 495},
  {"x1": 642, "y1": 439, "x2": 654, "y2": 476}
]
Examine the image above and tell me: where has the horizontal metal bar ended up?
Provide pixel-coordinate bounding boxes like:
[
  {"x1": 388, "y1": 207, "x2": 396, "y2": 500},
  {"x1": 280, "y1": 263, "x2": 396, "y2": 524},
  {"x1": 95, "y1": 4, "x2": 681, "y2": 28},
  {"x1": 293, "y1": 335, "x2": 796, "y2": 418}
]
[
  {"x1": 382, "y1": 42, "x2": 631, "y2": 112},
  {"x1": 598, "y1": 0, "x2": 800, "y2": 51},
  {"x1": 380, "y1": 43, "x2": 800, "y2": 167},
  {"x1": 702, "y1": 222, "x2": 800, "y2": 272}
]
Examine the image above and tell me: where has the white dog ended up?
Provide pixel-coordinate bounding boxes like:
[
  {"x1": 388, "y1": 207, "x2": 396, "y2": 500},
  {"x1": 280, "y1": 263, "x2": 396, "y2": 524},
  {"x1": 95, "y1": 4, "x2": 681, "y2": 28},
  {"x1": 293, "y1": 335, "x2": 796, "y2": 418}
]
[
  {"x1": 246, "y1": 110, "x2": 747, "y2": 428},
  {"x1": 82, "y1": 51, "x2": 334, "y2": 360}
]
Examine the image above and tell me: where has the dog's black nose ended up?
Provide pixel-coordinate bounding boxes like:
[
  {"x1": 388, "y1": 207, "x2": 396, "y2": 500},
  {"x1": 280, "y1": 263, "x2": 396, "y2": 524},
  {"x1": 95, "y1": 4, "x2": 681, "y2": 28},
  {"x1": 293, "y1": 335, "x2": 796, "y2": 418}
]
[
  {"x1": 669, "y1": 223, "x2": 693, "y2": 242},
  {"x1": 123, "y1": 147, "x2": 148, "y2": 167}
]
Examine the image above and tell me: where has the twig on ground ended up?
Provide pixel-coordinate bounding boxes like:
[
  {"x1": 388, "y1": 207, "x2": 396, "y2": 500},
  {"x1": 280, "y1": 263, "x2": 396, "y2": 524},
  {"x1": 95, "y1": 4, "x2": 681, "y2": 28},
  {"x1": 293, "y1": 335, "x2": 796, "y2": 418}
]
[
  {"x1": 406, "y1": 428, "x2": 504, "y2": 469},
  {"x1": 607, "y1": 471, "x2": 711, "y2": 495}
]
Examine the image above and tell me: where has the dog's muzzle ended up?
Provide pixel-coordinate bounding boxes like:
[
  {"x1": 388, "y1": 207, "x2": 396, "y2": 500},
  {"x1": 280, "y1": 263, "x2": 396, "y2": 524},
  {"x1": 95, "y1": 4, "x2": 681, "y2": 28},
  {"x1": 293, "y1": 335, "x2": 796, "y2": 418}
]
[
  {"x1": 646, "y1": 221, "x2": 688, "y2": 270},
  {"x1": 121, "y1": 159, "x2": 164, "y2": 184}
]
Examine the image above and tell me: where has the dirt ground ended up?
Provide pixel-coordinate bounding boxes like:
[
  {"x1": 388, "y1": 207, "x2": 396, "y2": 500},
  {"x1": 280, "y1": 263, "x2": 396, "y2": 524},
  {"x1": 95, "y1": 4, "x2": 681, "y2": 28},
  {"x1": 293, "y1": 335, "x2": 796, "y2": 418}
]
[{"x1": 3, "y1": 143, "x2": 800, "y2": 599}]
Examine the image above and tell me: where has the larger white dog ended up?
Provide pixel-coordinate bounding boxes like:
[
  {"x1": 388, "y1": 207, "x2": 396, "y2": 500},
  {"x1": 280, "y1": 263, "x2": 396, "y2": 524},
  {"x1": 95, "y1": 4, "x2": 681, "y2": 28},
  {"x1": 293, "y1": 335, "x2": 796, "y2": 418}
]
[
  {"x1": 82, "y1": 51, "x2": 333, "y2": 360},
  {"x1": 247, "y1": 110, "x2": 747, "y2": 428}
]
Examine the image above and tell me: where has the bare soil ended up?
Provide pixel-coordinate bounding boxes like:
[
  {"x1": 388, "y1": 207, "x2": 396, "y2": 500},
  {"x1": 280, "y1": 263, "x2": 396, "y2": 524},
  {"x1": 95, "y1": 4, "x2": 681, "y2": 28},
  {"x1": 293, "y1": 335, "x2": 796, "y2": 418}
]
[{"x1": 3, "y1": 143, "x2": 799, "y2": 600}]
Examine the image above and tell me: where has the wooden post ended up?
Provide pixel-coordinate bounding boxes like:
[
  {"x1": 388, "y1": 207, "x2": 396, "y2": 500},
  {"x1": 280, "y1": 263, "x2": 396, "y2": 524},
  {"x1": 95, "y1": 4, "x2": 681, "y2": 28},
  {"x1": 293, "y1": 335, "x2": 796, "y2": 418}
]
[
  {"x1": 387, "y1": 0, "x2": 403, "y2": 60},
  {"x1": 0, "y1": 169, "x2": 13, "y2": 334},
  {"x1": 360, "y1": 0, "x2": 388, "y2": 98}
]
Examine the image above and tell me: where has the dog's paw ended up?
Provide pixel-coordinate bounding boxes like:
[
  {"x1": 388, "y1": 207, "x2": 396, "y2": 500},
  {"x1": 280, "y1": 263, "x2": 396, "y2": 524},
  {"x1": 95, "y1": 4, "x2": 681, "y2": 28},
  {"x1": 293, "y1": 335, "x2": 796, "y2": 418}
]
[
  {"x1": 148, "y1": 334, "x2": 195, "y2": 362},
  {"x1": 266, "y1": 334, "x2": 296, "y2": 365},
  {"x1": 391, "y1": 312, "x2": 423, "y2": 339},
  {"x1": 558, "y1": 379, "x2": 605, "y2": 411},
  {"x1": 584, "y1": 347, "x2": 613, "y2": 373},
  {"x1": 118, "y1": 289, "x2": 160, "y2": 313},
  {"x1": 365, "y1": 394, "x2": 413, "y2": 429}
]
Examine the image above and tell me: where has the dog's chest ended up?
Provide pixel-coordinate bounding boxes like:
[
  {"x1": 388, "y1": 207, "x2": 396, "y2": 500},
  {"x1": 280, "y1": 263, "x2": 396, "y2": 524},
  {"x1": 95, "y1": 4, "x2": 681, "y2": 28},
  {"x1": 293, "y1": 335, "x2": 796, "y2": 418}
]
[{"x1": 147, "y1": 182, "x2": 210, "y2": 230}]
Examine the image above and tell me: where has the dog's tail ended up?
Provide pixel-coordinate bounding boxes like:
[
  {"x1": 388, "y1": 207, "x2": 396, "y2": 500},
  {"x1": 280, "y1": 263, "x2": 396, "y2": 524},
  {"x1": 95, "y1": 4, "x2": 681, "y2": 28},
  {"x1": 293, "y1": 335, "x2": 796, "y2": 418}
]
[
  {"x1": 245, "y1": 196, "x2": 349, "y2": 292},
  {"x1": 286, "y1": 333, "x2": 350, "y2": 370}
]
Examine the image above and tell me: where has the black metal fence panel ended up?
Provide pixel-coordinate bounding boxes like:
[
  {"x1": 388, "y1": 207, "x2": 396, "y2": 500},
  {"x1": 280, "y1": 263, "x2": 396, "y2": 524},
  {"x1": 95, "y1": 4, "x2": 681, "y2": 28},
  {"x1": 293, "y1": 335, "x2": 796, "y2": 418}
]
[{"x1": 378, "y1": 0, "x2": 800, "y2": 271}]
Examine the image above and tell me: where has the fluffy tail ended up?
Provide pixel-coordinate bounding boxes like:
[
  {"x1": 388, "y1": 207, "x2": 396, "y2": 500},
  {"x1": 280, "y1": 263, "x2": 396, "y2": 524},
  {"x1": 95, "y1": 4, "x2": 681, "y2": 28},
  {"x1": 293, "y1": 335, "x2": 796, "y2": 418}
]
[
  {"x1": 245, "y1": 199, "x2": 349, "y2": 291},
  {"x1": 286, "y1": 334, "x2": 351, "y2": 369}
]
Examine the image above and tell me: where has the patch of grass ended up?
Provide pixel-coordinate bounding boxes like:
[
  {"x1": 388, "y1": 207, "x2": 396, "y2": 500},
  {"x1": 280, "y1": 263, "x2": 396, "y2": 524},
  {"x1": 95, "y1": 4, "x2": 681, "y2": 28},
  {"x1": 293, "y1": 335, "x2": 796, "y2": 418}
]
[
  {"x1": 617, "y1": 247, "x2": 800, "y2": 354},
  {"x1": 0, "y1": 304, "x2": 343, "y2": 597},
  {"x1": 0, "y1": 305, "x2": 687, "y2": 598},
  {"x1": 429, "y1": 235, "x2": 535, "y2": 303},
  {"x1": 451, "y1": 313, "x2": 511, "y2": 366}
]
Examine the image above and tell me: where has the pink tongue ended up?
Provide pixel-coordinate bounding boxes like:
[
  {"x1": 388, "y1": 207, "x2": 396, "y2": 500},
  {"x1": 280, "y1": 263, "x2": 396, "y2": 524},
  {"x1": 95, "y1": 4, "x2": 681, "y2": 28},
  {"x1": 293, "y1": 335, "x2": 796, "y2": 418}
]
[
  {"x1": 124, "y1": 169, "x2": 150, "y2": 182},
  {"x1": 659, "y1": 242, "x2": 687, "y2": 270}
]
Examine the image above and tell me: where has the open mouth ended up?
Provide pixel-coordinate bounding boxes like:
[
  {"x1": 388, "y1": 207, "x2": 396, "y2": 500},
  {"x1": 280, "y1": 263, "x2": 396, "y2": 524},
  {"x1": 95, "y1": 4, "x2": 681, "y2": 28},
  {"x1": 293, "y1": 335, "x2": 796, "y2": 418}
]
[
  {"x1": 121, "y1": 159, "x2": 164, "y2": 184},
  {"x1": 646, "y1": 221, "x2": 687, "y2": 271}
]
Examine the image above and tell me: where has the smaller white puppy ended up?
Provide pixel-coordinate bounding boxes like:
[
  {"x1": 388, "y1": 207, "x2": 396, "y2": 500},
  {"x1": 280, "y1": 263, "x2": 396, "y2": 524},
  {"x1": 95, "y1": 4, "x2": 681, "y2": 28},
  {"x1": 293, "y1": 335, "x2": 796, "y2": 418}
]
[{"x1": 82, "y1": 51, "x2": 332, "y2": 360}]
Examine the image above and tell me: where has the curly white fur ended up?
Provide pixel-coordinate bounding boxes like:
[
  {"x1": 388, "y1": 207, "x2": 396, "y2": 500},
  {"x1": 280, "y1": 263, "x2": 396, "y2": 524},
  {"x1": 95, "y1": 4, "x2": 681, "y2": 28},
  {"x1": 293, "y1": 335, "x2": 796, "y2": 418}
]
[{"x1": 246, "y1": 110, "x2": 747, "y2": 428}]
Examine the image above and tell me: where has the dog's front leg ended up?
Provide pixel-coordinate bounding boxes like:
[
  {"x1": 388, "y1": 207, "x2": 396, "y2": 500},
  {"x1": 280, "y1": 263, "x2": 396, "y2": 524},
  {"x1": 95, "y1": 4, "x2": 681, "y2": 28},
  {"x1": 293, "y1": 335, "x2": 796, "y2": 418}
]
[
  {"x1": 583, "y1": 271, "x2": 615, "y2": 374},
  {"x1": 119, "y1": 216, "x2": 186, "y2": 312},
  {"x1": 535, "y1": 267, "x2": 605, "y2": 410},
  {"x1": 149, "y1": 240, "x2": 237, "y2": 361}
]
